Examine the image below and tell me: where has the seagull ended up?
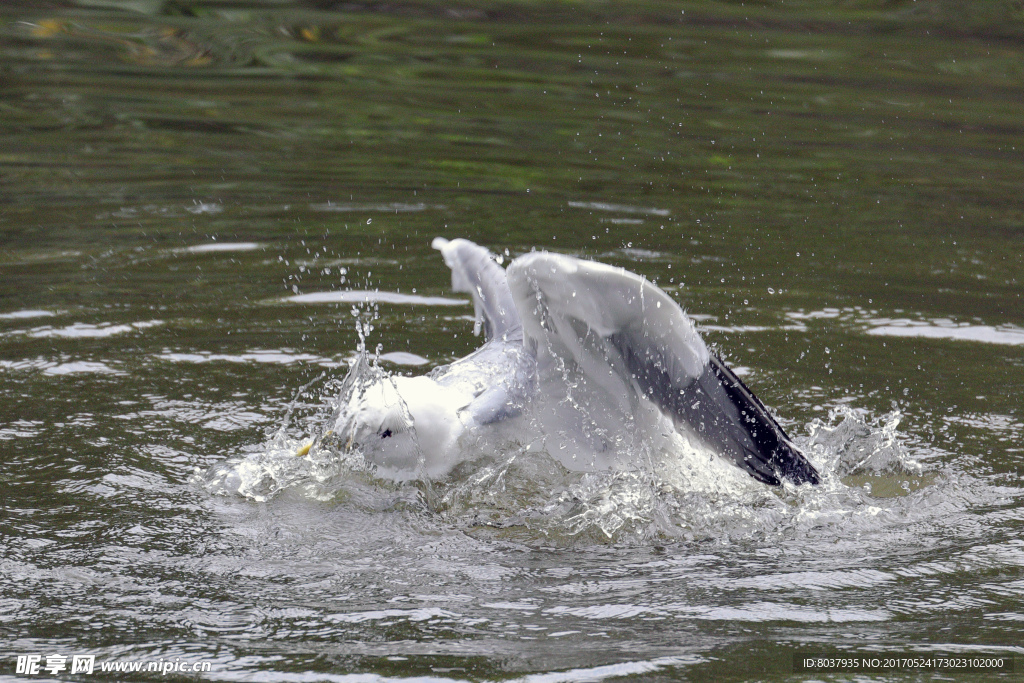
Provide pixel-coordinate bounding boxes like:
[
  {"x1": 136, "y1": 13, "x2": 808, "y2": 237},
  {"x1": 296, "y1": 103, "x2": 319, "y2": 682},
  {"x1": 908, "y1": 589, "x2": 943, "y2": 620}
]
[{"x1": 316, "y1": 238, "x2": 819, "y2": 487}]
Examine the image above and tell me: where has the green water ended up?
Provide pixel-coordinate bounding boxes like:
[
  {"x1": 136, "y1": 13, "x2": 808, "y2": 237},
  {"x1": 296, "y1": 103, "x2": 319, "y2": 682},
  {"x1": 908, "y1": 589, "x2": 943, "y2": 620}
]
[{"x1": 1, "y1": 1, "x2": 1022, "y2": 680}]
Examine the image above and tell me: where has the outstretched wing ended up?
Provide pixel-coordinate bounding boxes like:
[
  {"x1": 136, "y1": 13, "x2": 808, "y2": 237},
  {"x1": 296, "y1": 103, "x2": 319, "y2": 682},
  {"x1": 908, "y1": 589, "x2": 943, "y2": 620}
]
[
  {"x1": 432, "y1": 238, "x2": 522, "y2": 342},
  {"x1": 506, "y1": 251, "x2": 819, "y2": 486},
  {"x1": 431, "y1": 238, "x2": 535, "y2": 426}
]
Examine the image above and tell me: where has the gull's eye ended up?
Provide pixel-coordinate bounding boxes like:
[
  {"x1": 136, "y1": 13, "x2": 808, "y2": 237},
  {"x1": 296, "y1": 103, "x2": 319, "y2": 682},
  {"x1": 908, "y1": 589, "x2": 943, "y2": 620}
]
[{"x1": 380, "y1": 428, "x2": 393, "y2": 439}]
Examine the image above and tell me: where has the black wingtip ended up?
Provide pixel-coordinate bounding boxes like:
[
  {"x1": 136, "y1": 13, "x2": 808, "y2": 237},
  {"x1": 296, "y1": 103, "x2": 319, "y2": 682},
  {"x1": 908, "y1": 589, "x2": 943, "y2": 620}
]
[
  {"x1": 706, "y1": 353, "x2": 820, "y2": 486},
  {"x1": 610, "y1": 329, "x2": 820, "y2": 487}
]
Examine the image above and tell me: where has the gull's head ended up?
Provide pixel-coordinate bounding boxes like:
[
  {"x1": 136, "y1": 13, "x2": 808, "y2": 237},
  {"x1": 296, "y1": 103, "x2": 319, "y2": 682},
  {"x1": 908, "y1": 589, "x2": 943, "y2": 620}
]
[
  {"x1": 346, "y1": 378, "x2": 414, "y2": 442},
  {"x1": 338, "y1": 377, "x2": 417, "y2": 474},
  {"x1": 336, "y1": 374, "x2": 471, "y2": 479}
]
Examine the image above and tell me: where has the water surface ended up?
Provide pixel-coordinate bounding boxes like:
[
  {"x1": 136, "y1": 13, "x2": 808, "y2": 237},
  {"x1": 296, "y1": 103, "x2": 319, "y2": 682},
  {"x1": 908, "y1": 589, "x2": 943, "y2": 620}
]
[{"x1": 1, "y1": 0, "x2": 1022, "y2": 680}]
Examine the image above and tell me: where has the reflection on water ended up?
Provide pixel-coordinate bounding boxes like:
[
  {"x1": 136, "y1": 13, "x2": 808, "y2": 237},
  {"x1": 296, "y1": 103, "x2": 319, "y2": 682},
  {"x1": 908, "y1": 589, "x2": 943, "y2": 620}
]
[
  {"x1": 176, "y1": 241, "x2": 263, "y2": 254},
  {"x1": 286, "y1": 291, "x2": 469, "y2": 306},
  {"x1": 1, "y1": 0, "x2": 1023, "y2": 680},
  {"x1": 787, "y1": 307, "x2": 1024, "y2": 346},
  {"x1": 11, "y1": 320, "x2": 164, "y2": 339},
  {"x1": 866, "y1": 319, "x2": 1024, "y2": 346},
  {"x1": 0, "y1": 310, "x2": 57, "y2": 320}
]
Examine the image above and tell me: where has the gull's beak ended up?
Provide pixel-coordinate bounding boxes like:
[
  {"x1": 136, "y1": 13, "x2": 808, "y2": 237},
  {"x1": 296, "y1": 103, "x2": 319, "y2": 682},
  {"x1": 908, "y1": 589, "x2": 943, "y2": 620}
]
[{"x1": 295, "y1": 430, "x2": 334, "y2": 457}]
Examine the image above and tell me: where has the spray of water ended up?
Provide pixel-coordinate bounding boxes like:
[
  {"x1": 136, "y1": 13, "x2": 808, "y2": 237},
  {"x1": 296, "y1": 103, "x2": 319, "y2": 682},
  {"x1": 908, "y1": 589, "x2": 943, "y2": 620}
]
[{"x1": 195, "y1": 340, "x2": 957, "y2": 547}]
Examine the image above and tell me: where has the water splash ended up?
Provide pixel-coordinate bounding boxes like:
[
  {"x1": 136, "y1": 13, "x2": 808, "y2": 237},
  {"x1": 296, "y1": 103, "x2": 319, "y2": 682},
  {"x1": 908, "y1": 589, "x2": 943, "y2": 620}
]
[
  {"x1": 194, "y1": 310, "x2": 390, "y2": 503},
  {"x1": 195, "y1": 352, "x2": 963, "y2": 546},
  {"x1": 803, "y1": 406, "x2": 935, "y2": 498}
]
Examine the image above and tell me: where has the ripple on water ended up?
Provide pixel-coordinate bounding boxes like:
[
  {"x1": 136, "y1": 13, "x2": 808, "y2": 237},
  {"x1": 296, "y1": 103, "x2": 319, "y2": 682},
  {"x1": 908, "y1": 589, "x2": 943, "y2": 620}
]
[
  {"x1": 174, "y1": 242, "x2": 263, "y2": 254},
  {"x1": 0, "y1": 309, "x2": 56, "y2": 320},
  {"x1": 285, "y1": 290, "x2": 468, "y2": 306},
  {"x1": 0, "y1": 357, "x2": 123, "y2": 375},
  {"x1": 567, "y1": 201, "x2": 671, "y2": 217},
  {"x1": 865, "y1": 319, "x2": 1024, "y2": 346},
  {"x1": 309, "y1": 201, "x2": 444, "y2": 213},
  {"x1": 46, "y1": 361, "x2": 125, "y2": 376},
  {"x1": 785, "y1": 307, "x2": 1024, "y2": 347},
  {"x1": 10, "y1": 320, "x2": 163, "y2": 339},
  {"x1": 0, "y1": 419, "x2": 44, "y2": 439},
  {"x1": 160, "y1": 350, "x2": 342, "y2": 367}
]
